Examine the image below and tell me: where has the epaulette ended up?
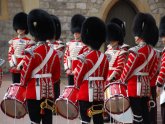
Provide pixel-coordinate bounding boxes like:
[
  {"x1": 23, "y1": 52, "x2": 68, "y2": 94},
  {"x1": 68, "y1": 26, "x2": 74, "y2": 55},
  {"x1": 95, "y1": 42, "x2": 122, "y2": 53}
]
[
  {"x1": 77, "y1": 51, "x2": 89, "y2": 62},
  {"x1": 129, "y1": 46, "x2": 139, "y2": 54},
  {"x1": 24, "y1": 46, "x2": 36, "y2": 57},
  {"x1": 28, "y1": 40, "x2": 36, "y2": 45},
  {"x1": 154, "y1": 48, "x2": 161, "y2": 57},
  {"x1": 120, "y1": 44, "x2": 130, "y2": 50},
  {"x1": 8, "y1": 40, "x2": 13, "y2": 44}
]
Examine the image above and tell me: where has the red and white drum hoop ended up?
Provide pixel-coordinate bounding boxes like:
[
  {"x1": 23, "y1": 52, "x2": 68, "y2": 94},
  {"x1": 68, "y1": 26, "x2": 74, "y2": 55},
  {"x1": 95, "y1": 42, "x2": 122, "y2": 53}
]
[
  {"x1": 1, "y1": 83, "x2": 27, "y2": 119},
  {"x1": 104, "y1": 81, "x2": 130, "y2": 114},
  {"x1": 55, "y1": 86, "x2": 79, "y2": 120}
]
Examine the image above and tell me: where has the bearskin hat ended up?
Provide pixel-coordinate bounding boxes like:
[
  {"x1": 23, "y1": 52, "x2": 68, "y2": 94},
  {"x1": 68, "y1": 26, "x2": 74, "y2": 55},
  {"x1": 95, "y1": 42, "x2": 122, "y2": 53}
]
[
  {"x1": 81, "y1": 17, "x2": 106, "y2": 50},
  {"x1": 132, "y1": 12, "x2": 157, "y2": 45},
  {"x1": 71, "y1": 14, "x2": 85, "y2": 34},
  {"x1": 150, "y1": 25, "x2": 159, "y2": 47},
  {"x1": 110, "y1": 18, "x2": 126, "y2": 37},
  {"x1": 13, "y1": 12, "x2": 28, "y2": 34},
  {"x1": 106, "y1": 23, "x2": 124, "y2": 45},
  {"x1": 28, "y1": 9, "x2": 55, "y2": 41},
  {"x1": 159, "y1": 16, "x2": 165, "y2": 37},
  {"x1": 51, "y1": 15, "x2": 61, "y2": 40}
]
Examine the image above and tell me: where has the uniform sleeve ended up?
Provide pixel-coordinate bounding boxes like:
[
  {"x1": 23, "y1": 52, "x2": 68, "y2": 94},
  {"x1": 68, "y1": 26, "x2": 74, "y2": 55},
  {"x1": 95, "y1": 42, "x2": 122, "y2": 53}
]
[
  {"x1": 8, "y1": 40, "x2": 15, "y2": 67},
  {"x1": 156, "y1": 52, "x2": 165, "y2": 86},
  {"x1": 104, "y1": 58, "x2": 109, "y2": 81},
  {"x1": 74, "y1": 60, "x2": 87, "y2": 87},
  {"x1": 52, "y1": 53, "x2": 61, "y2": 83},
  {"x1": 120, "y1": 51, "x2": 138, "y2": 83},
  {"x1": 63, "y1": 45, "x2": 69, "y2": 71},
  {"x1": 20, "y1": 54, "x2": 35, "y2": 86}
]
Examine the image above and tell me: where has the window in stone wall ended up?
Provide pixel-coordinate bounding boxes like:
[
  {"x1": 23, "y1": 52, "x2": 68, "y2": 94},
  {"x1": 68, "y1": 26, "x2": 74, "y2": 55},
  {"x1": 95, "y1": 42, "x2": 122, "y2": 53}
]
[{"x1": 0, "y1": 0, "x2": 9, "y2": 20}]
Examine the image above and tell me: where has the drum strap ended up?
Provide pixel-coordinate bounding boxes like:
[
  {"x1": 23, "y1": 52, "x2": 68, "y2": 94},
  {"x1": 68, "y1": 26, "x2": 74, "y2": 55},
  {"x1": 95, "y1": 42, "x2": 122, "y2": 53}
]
[
  {"x1": 83, "y1": 53, "x2": 104, "y2": 80},
  {"x1": 130, "y1": 48, "x2": 154, "y2": 78},
  {"x1": 32, "y1": 47, "x2": 53, "y2": 76}
]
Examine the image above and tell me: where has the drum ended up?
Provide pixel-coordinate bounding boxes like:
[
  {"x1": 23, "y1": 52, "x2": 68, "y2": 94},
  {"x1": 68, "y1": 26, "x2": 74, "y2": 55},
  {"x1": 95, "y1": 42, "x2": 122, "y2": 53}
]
[
  {"x1": 55, "y1": 86, "x2": 79, "y2": 120},
  {"x1": 1, "y1": 83, "x2": 27, "y2": 119},
  {"x1": 104, "y1": 81, "x2": 130, "y2": 114}
]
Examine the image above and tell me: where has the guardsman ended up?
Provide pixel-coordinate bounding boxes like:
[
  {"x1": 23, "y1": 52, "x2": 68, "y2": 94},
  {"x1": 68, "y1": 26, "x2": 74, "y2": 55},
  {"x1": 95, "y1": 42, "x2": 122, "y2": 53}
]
[
  {"x1": 74, "y1": 17, "x2": 109, "y2": 124},
  {"x1": 64, "y1": 14, "x2": 89, "y2": 85},
  {"x1": 156, "y1": 15, "x2": 165, "y2": 124},
  {"x1": 20, "y1": 9, "x2": 60, "y2": 124},
  {"x1": 8, "y1": 12, "x2": 34, "y2": 83},
  {"x1": 120, "y1": 13, "x2": 159, "y2": 124}
]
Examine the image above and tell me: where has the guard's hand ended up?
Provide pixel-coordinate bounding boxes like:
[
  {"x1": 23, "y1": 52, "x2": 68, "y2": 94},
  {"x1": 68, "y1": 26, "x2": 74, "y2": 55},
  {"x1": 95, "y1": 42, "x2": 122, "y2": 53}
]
[{"x1": 66, "y1": 69, "x2": 72, "y2": 75}]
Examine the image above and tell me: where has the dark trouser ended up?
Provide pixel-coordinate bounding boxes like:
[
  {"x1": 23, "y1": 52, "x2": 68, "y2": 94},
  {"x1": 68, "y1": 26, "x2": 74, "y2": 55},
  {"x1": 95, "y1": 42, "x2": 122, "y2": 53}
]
[
  {"x1": 129, "y1": 97, "x2": 150, "y2": 124},
  {"x1": 161, "y1": 103, "x2": 165, "y2": 124},
  {"x1": 27, "y1": 99, "x2": 52, "y2": 124},
  {"x1": 12, "y1": 73, "x2": 20, "y2": 83},
  {"x1": 79, "y1": 100, "x2": 104, "y2": 124},
  {"x1": 149, "y1": 86, "x2": 157, "y2": 124},
  {"x1": 54, "y1": 80, "x2": 60, "y2": 101},
  {"x1": 68, "y1": 74, "x2": 74, "y2": 85}
]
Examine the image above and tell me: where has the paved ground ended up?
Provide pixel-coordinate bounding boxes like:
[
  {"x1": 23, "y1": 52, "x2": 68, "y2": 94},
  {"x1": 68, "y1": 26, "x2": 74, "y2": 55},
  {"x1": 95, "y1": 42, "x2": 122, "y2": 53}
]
[{"x1": 0, "y1": 74, "x2": 163, "y2": 124}]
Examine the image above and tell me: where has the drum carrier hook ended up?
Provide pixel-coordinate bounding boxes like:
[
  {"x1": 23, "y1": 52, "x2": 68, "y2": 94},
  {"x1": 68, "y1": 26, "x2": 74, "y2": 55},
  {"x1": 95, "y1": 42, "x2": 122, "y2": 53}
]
[
  {"x1": 40, "y1": 99, "x2": 56, "y2": 115},
  {"x1": 87, "y1": 104, "x2": 104, "y2": 117}
]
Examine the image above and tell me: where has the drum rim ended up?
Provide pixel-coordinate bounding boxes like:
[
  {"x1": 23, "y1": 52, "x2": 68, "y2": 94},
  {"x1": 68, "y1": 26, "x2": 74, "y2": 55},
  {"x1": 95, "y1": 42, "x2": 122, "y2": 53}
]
[
  {"x1": 104, "y1": 82, "x2": 127, "y2": 91},
  {"x1": 55, "y1": 98, "x2": 79, "y2": 120},
  {"x1": 104, "y1": 95, "x2": 130, "y2": 114},
  {"x1": 0, "y1": 99, "x2": 27, "y2": 119}
]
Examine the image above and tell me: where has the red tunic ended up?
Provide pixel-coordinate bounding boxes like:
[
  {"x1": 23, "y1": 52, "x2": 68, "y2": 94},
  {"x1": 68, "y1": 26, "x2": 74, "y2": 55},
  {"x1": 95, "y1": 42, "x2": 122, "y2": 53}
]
[
  {"x1": 105, "y1": 45, "x2": 128, "y2": 82},
  {"x1": 156, "y1": 48, "x2": 165, "y2": 86},
  {"x1": 20, "y1": 43, "x2": 60, "y2": 100},
  {"x1": 63, "y1": 39, "x2": 89, "y2": 72},
  {"x1": 8, "y1": 36, "x2": 34, "y2": 73},
  {"x1": 74, "y1": 50, "x2": 109, "y2": 101},
  {"x1": 120, "y1": 42, "x2": 157, "y2": 97},
  {"x1": 149, "y1": 49, "x2": 161, "y2": 87}
]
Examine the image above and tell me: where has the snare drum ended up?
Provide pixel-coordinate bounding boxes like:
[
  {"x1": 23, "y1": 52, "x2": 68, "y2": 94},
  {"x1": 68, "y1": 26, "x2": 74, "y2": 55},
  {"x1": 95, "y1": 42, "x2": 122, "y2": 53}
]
[
  {"x1": 1, "y1": 83, "x2": 27, "y2": 119},
  {"x1": 55, "y1": 86, "x2": 79, "y2": 120},
  {"x1": 104, "y1": 81, "x2": 130, "y2": 114}
]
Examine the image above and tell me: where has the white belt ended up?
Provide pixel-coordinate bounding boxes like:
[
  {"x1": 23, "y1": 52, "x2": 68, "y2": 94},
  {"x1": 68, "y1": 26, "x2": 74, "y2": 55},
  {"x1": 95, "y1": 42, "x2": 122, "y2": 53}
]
[
  {"x1": 135, "y1": 72, "x2": 149, "y2": 76},
  {"x1": 32, "y1": 73, "x2": 52, "y2": 78},
  {"x1": 109, "y1": 67, "x2": 116, "y2": 70},
  {"x1": 87, "y1": 77, "x2": 104, "y2": 81}
]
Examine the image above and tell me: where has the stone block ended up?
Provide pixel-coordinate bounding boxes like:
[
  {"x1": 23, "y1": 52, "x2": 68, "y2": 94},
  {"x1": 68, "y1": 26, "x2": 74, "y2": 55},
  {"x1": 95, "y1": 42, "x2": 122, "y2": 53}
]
[{"x1": 76, "y1": 3, "x2": 87, "y2": 9}]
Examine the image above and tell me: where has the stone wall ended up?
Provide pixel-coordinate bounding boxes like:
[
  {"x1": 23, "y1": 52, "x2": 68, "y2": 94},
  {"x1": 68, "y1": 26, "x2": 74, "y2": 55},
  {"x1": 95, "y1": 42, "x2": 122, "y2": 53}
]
[
  {"x1": 1, "y1": 0, "x2": 165, "y2": 72},
  {"x1": 39, "y1": 0, "x2": 105, "y2": 41}
]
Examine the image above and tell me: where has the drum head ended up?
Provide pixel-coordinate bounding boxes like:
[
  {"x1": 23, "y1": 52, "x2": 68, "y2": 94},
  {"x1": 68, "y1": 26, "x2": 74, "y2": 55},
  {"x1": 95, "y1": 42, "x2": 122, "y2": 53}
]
[
  {"x1": 1, "y1": 99, "x2": 26, "y2": 119},
  {"x1": 56, "y1": 98, "x2": 78, "y2": 120},
  {"x1": 105, "y1": 96, "x2": 130, "y2": 114}
]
